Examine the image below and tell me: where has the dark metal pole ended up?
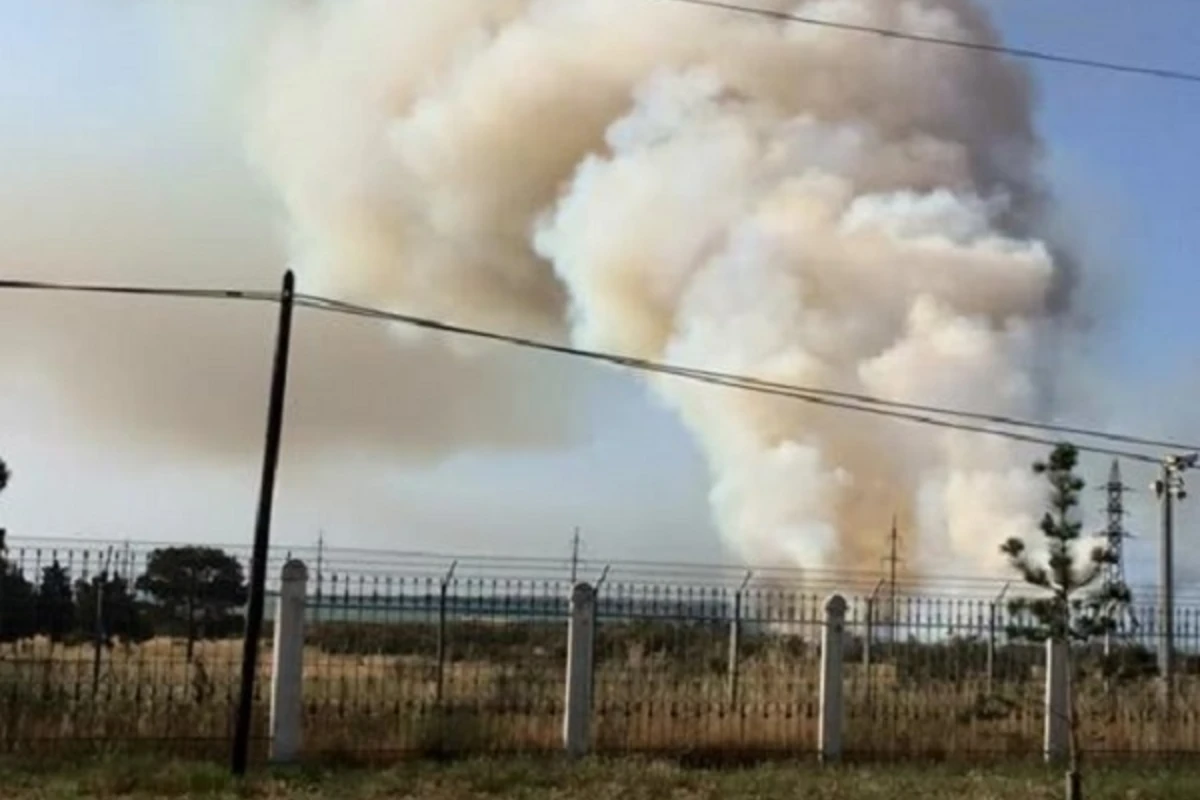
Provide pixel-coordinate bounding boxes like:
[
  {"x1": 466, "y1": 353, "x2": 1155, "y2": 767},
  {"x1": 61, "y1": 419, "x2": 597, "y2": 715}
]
[
  {"x1": 727, "y1": 591, "x2": 741, "y2": 705},
  {"x1": 436, "y1": 582, "x2": 448, "y2": 704},
  {"x1": 435, "y1": 561, "x2": 457, "y2": 706},
  {"x1": 1155, "y1": 457, "x2": 1189, "y2": 708},
  {"x1": 231, "y1": 271, "x2": 295, "y2": 777},
  {"x1": 727, "y1": 572, "x2": 752, "y2": 707},
  {"x1": 1158, "y1": 461, "x2": 1174, "y2": 687}
]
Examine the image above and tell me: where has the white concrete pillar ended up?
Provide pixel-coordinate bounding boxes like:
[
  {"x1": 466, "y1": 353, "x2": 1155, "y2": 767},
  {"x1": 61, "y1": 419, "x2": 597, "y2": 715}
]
[
  {"x1": 819, "y1": 594, "x2": 848, "y2": 763},
  {"x1": 563, "y1": 582, "x2": 596, "y2": 758},
  {"x1": 1044, "y1": 637, "x2": 1069, "y2": 764},
  {"x1": 270, "y1": 559, "x2": 307, "y2": 764}
]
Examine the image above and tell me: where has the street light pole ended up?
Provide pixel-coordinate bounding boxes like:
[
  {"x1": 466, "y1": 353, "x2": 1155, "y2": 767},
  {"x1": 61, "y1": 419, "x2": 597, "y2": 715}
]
[
  {"x1": 1158, "y1": 462, "x2": 1175, "y2": 684},
  {"x1": 1155, "y1": 453, "x2": 1196, "y2": 699}
]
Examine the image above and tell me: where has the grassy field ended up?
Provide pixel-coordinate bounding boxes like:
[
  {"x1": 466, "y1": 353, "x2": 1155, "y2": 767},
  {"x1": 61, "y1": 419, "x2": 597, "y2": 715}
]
[
  {"x1": 1, "y1": 757, "x2": 1198, "y2": 799},
  {"x1": 3, "y1": 633, "x2": 1198, "y2": 759}
]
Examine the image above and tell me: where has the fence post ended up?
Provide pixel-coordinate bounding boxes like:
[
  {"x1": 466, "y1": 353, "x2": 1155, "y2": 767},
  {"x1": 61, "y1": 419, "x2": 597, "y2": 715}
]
[
  {"x1": 989, "y1": 583, "x2": 1010, "y2": 697},
  {"x1": 270, "y1": 559, "x2": 308, "y2": 764},
  {"x1": 987, "y1": 603, "x2": 996, "y2": 694},
  {"x1": 727, "y1": 591, "x2": 741, "y2": 705},
  {"x1": 727, "y1": 573, "x2": 752, "y2": 706},
  {"x1": 863, "y1": 596, "x2": 878, "y2": 710},
  {"x1": 819, "y1": 594, "x2": 848, "y2": 763},
  {"x1": 563, "y1": 582, "x2": 596, "y2": 758},
  {"x1": 436, "y1": 561, "x2": 457, "y2": 705},
  {"x1": 863, "y1": 597, "x2": 874, "y2": 672},
  {"x1": 1044, "y1": 637, "x2": 1069, "y2": 764}
]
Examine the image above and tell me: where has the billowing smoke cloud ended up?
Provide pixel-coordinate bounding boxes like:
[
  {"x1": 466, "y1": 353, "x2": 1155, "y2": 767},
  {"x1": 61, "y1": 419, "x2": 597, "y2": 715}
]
[
  {"x1": 0, "y1": 1, "x2": 590, "y2": 468},
  {"x1": 244, "y1": 0, "x2": 1087, "y2": 576}
]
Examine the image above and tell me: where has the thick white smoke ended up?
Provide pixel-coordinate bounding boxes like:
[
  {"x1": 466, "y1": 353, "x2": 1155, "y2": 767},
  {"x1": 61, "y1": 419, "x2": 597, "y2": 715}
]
[
  {"x1": 247, "y1": 0, "x2": 1082, "y2": 575},
  {"x1": 0, "y1": 0, "x2": 598, "y2": 468}
]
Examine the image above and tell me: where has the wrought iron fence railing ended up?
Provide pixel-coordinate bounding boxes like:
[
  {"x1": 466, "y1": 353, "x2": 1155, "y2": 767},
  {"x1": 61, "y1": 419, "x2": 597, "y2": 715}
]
[{"x1": 0, "y1": 539, "x2": 1197, "y2": 760}]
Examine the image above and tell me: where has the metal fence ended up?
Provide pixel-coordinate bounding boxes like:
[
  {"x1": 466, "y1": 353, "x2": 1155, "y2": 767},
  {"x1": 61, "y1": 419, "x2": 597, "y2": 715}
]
[{"x1": 0, "y1": 539, "x2": 1197, "y2": 761}]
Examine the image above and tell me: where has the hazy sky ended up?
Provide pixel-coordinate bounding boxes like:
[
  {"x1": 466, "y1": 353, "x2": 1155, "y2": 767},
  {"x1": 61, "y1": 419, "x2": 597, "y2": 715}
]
[{"x1": 2, "y1": 0, "x2": 1199, "y2": 581}]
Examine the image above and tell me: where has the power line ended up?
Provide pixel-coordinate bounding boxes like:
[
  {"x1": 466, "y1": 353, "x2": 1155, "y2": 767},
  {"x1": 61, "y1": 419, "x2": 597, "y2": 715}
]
[
  {"x1": 657, "y1": 0, "x2": 1200, "y2": 85},
  {"x1": 0, "y1": 278, "x2": 279, "y2": 304},
  {"x1": 611, "y1": 360, "x2": 1200, "y2": 453},
  {"x1": 0, "y1": 276, "x2": 1192, "y2": 463},
  {"x1": 293, "y1": 293, "x2": 1172, "y2": 464}
]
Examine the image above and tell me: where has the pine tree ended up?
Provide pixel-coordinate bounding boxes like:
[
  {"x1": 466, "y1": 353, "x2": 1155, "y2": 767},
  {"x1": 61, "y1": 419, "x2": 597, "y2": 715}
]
[
  {"x1": 37, "y1": 561, "x2": 76, "y2": 642},
  {"x1": 1001, "y1": 443, "x2": 1131, "y2": 800},
  {"x1": 0, "y1": 460, "x2": 35, "y2": 642}
]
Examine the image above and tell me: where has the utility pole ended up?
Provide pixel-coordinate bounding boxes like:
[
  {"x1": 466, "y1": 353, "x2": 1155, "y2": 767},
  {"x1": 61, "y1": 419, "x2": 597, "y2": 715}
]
[
  {"x1": 1154, "y1": 453, "x2": 1196, "y2": 696},
  {"x1": 570, "y1": 528, "x2": 581, "y2": 584},
  {"x1": 315, "y1": 529, "x2": 325, "y2": 605},
  {"x1": 881, "y1": 515, "x2": 902, "y2": 646},
  {"x1": 231, "y1": 270, "x2": 296, "y2": 778}
]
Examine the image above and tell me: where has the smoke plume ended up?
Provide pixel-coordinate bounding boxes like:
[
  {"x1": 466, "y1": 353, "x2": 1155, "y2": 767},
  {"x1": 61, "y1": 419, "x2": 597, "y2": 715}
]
[
  {"x1": 246, "y1": 0, "x2": 1084, "y2": 575},
  {"x1": 0, "y1": 5, "x2": 589, "y2": 468}
]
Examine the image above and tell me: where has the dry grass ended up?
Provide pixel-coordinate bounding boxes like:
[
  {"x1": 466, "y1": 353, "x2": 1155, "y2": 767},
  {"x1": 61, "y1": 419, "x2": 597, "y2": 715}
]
[
  {"x1": 1, "y1": 634, "x2": 1196, "y2": 759},
  {"x1": 2, "y1": 757, "x2": 1200, "y2": 799}
]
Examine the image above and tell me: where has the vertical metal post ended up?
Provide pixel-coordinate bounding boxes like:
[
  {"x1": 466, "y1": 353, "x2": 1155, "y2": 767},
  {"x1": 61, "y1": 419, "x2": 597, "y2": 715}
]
[
  {"x1": 986, "y1": 603, "x2": 997, "y2": 694},
  {"x1": 589, "y1": 566, "x2": 610, "y2": 711},
  {"x1": 727, "y1": 592, "x2": 741, "y2": 705},
  {"x1": 570, "y1": 528, "x2": 581, "y2": 584},
  {"x1": 864, "y1": 580, "x2": 885, "y2": 710},
  {"x1": 436, "y1": 561, "x2": 457, "y2": 705},
  {"x1": 231, "y1": 270, "x2": 296, "y2": 778},
  {"x1": 727, "y1": 572, "x2": 752, "y2": 707},
  {"x1": 862, "y1": 597, "x2": 875, "y2": 712},
  {"x1": 92, "y1": 547, "x2": 113, "y2": 694},
  {"x1": 1158, "y1": 461, "x2": 1176, "y2": 695},
  {"x1": 1153, "y1": 453, "x2": 1196, "y2": 722},
  {"x1": 881, "y1": 514, "x2": 901, "y2": 661},
  {"x1": 315, "y1": 531, "x2": 324, "y2": 605},
  {"x1": 987, "y1": 584, "x2": 1009, "y2": 696}
]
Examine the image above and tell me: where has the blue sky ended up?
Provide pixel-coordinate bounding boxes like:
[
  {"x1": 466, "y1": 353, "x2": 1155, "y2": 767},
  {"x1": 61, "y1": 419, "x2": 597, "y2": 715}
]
[
  {"x1": 992, "y1": 0, "x2": 1200, "y2": 373},
  {"x1": 1, "y1": 1, "x2": 1198, "y2": 581}
]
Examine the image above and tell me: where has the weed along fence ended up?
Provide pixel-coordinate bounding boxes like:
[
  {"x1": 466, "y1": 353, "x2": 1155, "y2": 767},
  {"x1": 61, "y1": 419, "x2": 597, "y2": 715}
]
[{"x1": 0, "y1": 540, "x2": 1199, "y2": 762}]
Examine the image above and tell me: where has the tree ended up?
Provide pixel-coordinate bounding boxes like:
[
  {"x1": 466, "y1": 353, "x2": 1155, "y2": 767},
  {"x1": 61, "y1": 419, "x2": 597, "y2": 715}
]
[
  {"x1": 37, "y1": 561, "x2": 75, "y2": 642},
  {"x1": 0, "y1": 455, "x2": 8, "y2": 552},
  {"x1": 0, "y1": 562, "x2": 36, "y2": 643},
  {"x1": 0, "y1": 462, "x2": 36, "y2": 643},
  {"x1": 74, "y1": 573, "x2": 153, "y2": 645},
  {"x1": 1001, "y1": 443, "x2": 1131, "y2": 800},
  {"x1": 136, "y1": 547, "x2": 248, "y2": 659}
]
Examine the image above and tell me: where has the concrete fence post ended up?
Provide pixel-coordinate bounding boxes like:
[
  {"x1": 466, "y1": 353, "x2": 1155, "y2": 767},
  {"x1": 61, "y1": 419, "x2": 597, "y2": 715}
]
[
  {"x1": 1044, "y1": 637, "x2": 1069, "y2": 764},
  {"x1": 270, "y1": 559, "x2": 308, "y2": 764},
  {"x1": 564, "y1": 582, "x2": 596, "y2": 758},
  {"x1": 819, "y1": 594, "x2": 848, "y2": 763}
]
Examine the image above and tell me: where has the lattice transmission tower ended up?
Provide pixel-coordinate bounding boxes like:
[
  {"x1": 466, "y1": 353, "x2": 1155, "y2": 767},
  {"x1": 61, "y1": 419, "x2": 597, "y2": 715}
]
[
  {"x1": 1103, "y1": 459, "x2": 1131, "y2": 589},
  {"x1": 1101, "y1": 459, "x2": 1136, "y2": 651}
]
